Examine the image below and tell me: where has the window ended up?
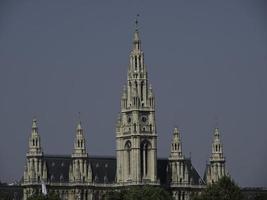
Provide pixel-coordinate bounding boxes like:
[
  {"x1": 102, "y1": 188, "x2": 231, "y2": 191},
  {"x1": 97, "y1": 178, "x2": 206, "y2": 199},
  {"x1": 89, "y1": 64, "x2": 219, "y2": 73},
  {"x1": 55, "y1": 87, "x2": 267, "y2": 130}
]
[
  {"x1": 141, "y1": 140, "x2": 151, "y2": 178},
  {"x1": 125, "y1": 141, "x2": 132, "y2": 175}
]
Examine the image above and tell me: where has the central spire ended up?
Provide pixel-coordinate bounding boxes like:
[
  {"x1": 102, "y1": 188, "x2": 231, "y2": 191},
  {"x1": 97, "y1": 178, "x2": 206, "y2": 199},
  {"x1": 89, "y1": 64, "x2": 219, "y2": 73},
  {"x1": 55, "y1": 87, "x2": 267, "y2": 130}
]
[
  {"x1": 116, "y1": 20, "x2": 157, "y2": 184},
  {"x1": 122, "y1": 18, "x2": 152, "y2": 110}
]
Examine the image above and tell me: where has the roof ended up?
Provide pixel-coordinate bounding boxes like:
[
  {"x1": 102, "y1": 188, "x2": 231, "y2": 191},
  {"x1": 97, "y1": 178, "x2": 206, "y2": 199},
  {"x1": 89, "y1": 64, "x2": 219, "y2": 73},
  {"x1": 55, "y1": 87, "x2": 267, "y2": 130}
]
[{"x1": 43, "y1": 155, "x2": 203, "y2": 185}]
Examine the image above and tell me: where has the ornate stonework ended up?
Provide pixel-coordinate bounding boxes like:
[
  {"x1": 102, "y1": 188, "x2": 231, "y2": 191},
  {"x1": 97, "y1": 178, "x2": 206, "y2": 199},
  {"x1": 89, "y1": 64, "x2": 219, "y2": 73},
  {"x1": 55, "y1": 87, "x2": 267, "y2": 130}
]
[{"x1": 22, "y1": 22, "x2": 227, "y2": 200}]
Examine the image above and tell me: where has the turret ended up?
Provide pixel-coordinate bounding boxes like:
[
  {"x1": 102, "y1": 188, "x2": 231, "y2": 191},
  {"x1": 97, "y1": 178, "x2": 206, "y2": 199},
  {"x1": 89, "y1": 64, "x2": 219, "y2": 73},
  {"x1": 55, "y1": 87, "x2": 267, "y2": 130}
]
[
  {"x1": 24, "y1": 118, "x2": 45, "y2": 184},
  {"x1": 205, "y1": 128, "x2": 226, "y2": 184},
  {"x1": 27, "y1": 118, "x2": 43, "y2": 156},
  {"x1": 169, "y1": 128, "x2": 184, "y2": 159},
  {"x1": 69, "y1": 120, "x2": 92, "y2": 183},
  {"x1": 168, "y1": 128, "x2": 189, "y2": 185},
  {"x1": 72, "y1": 121, "x2": 87, "y2": 158}
]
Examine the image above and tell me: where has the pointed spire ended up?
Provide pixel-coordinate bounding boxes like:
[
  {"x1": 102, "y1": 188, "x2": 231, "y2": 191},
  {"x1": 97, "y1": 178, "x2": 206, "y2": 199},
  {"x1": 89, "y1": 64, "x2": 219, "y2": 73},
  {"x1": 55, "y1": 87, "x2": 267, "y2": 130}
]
[
  {"x1": 32, "y1": 118, "x2": 38, "y2": 129},
  {"x1": 205, "y1": 127, "x2": 227, "y2": 184},
  {"x1": 134, "y1": 14, "x2": 140, "y2": 40},
  {"x1": 213, "y1": 127, "x2": 220, "y2": 139},
  {"x1": 27, "y1": 117, "x2": 43, "y2": 156},
  {"x1": 169, "y1": 127, "x2": 183, "y2": 159},
  {"x1": 133, "y1": 15, "x2": 141, "y2": 51},
  {"x1": 72, "y1": 119, "x2": 88, "y2": 158},
  {"x1": 76, "y1": 121, "x2": 82, "y2": 132},
  {"x1": 211, "y1": 128, "x2": 223, "y2": 158},
  {"x1": 173, "y1": 127, "x2": 180, "y2": 136}
]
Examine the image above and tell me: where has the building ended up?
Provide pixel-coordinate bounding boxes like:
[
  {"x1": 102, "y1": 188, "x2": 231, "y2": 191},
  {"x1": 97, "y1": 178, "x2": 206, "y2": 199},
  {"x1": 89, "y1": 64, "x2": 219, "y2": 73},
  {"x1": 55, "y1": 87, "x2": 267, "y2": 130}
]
[{"x1": 21, "y1": 22, "x2": 227, "y2": 200}]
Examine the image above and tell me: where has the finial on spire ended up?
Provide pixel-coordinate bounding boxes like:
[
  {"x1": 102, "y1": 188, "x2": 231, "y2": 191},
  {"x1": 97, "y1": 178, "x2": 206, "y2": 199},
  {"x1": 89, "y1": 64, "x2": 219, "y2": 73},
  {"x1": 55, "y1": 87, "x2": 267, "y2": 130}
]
[
  {"x1": 32, "y1": 117, "x2": 38, "y2": 129},
  {"x1": 135, "y1": 14, "x2": 140, "y2": 31},
  {"x1": 173, "y1": 127, "x2": 179, "y2": 135},
  {"x1": 214, "y1": 127, "x2": 220, "y2": 137},
  {"x1": 76, "y1": 112, "x2": 83, "y2": 131}
]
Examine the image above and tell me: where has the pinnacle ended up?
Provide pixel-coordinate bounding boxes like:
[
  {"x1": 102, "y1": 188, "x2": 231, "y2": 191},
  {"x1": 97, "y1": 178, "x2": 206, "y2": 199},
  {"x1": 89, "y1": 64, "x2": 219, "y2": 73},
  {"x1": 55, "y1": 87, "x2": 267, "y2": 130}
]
[
  {"x1": 32, "y1": 118, "x2": 38, "y2": 129},
  {"x1": 173, "y1": 127, "x2": 179, "y2": 135},
  {"x1": 76, "y1": 121, "x2": 82, "y2": 131}
]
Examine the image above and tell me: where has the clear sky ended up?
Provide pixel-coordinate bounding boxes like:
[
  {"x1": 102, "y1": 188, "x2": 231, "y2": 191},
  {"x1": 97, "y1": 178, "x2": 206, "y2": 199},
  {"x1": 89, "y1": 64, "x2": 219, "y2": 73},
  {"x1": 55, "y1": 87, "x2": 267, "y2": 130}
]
[{"x1": 0, "y1": 0, "x2": 266, "y2": 187}]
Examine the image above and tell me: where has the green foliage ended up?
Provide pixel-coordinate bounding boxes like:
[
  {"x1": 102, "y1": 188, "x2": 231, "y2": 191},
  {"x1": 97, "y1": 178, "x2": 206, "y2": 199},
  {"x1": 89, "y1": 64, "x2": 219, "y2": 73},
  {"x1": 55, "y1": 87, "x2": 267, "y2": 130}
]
[
  {"x1": 254, "y1": 193, "x2": 267, "y2": 200},
  {"x1": 106, "y1": 185, "x2": 173, "y2": 200},
  {"x1": 193, "y1": 176, "x2": 243, "y2": 200},
  {"x1": 0, "y1": 191, "x2": 12, "y2": 200},
  {"x1": 27, "y1": 192, "x2": 61, "y2": 200}
]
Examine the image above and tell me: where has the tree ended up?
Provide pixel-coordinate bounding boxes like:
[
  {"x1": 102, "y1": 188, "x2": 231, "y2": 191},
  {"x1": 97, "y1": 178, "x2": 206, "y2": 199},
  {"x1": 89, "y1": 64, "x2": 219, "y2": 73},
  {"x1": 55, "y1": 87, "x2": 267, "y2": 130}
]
[
  {"x1": 106, "y1": 185, "x2": 173, "y2": 200},
  {"x1": 193, "y1": 176, "x2": 243, "y2": 200},
  {"x1": 254, "y1": 193, "x2": 267, "y2": 200},
  {"x1": 27, "y1": 192, "x2": 61, "y2": 200}
]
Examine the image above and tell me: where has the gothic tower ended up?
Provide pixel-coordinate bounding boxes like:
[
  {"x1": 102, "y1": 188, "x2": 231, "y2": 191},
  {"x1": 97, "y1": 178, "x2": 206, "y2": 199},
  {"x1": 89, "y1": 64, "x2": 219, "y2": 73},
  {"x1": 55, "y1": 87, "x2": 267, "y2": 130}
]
[
  {"x1": 23, "y1": 118, "x2": 47, "y2": 200},
  {"x1": 168, "y1": 128, "x2": 189, "y2": 185},
  {"x1": 205, "y1": 128, "x2": 226, "y2": 184},
  {"x1": 116, "y1": 21, "x2": 157, "y2": 184},
  {"x1": 24, "y1": 118, "x2": 46, "y2": 183},
  {"x1": 69, "y1": 121, "x2": 92, "y2": 183}
]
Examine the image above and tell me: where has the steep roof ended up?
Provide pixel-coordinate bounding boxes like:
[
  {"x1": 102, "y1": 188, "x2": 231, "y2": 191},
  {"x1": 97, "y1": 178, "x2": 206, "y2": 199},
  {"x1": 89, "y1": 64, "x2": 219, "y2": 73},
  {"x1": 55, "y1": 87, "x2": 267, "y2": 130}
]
[{"x1": 43, "y1": 155, "x2": 203, "y2": 185}]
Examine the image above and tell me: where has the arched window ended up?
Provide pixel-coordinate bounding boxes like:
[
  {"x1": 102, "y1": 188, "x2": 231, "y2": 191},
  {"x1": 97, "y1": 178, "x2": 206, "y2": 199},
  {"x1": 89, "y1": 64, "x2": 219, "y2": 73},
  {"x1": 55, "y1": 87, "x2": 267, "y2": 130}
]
[
  {"x1": 141, "y1": 81, "x2": 144, "y2": 101},
  {"x1": 125, "y1": 141, "x2": 131, "y2": 175},
  {"x1": 140, "y1": 140, "x2": 151, "y2": 178}
]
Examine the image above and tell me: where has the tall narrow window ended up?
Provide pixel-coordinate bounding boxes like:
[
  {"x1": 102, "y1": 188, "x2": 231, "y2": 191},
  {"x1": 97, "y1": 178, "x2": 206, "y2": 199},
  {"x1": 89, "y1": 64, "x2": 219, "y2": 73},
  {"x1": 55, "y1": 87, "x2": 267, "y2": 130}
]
[
  {"x1": 141, "y1": 140, "x2": 151, "y2": 179},
  {"x1": 141, "y1": 81, "x2": 144, "y2": 101},
  {"x1": 127, "y1": 149, "x2": 131, "y2": 175},
  {"x1": 135, "y1": 56, "x2": 137, "y2": 70},
  {"x1": 138, "y1": 56, "x2": 141, "y2": 70},
  {"x1": 125, "y1": 141, "x2": 131, "y2": 176}
]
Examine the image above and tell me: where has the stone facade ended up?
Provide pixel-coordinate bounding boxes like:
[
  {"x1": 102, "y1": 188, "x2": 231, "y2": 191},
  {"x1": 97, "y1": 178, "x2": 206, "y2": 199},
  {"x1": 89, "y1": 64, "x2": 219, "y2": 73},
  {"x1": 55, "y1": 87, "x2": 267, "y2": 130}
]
[
  {"x1": 116, "y1": 27, "x2": 157, "y2": 184},
  {"x1": 22, "y1": 23, "x2": 227, "y2": 200},
  {"x1": 204, "y1": 128, "x2": 226, "y2": 184}
]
